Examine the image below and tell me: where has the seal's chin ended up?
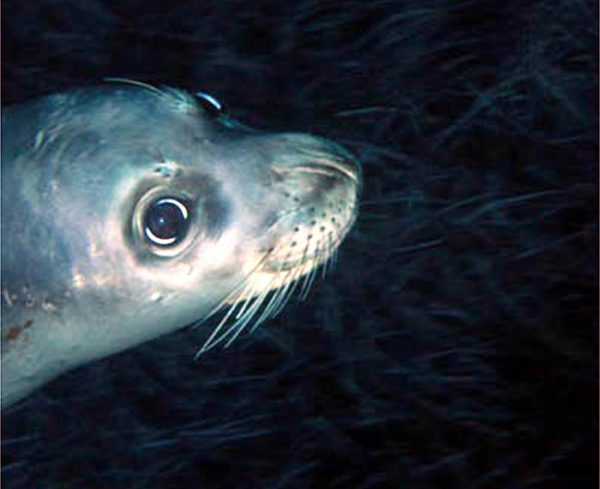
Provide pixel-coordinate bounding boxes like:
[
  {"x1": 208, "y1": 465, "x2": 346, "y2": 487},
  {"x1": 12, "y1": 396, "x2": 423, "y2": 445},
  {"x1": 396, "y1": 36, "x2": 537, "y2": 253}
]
[
  {"x1": 195, "y1": 141, "x2": 360, "y2": 355},
  {"x1": 194, "y1": 223, "x2": 350, "y2": 356},
  {"x1": 195, "y1": 257, "x2": 323, "y2": 353}
]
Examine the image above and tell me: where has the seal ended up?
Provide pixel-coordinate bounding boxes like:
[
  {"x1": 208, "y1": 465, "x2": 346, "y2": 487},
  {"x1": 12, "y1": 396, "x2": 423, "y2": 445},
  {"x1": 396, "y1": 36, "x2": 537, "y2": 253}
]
[{"x1": 0, "y1": 81, "x2": 361, "y2": 409}]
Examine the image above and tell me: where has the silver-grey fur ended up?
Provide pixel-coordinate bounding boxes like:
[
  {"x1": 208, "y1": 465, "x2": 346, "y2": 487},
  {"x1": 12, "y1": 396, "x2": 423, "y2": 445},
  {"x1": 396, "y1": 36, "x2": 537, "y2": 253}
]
[{"x1": 0, "y1": 82, "x2": 360, "y2": 409}]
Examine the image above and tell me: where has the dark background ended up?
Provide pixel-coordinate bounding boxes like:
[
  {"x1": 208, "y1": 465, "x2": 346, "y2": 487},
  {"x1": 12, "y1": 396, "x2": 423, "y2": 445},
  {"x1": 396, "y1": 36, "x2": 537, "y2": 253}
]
[{"x1": 2, "y1": 1, "x2": 598, "y2": 488}]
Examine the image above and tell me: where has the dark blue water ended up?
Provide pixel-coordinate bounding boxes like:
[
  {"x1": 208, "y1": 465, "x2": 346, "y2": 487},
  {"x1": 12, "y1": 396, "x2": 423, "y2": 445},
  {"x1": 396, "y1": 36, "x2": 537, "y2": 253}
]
[{"x1": 2, "y1": 1, "x2": 598, "y2": 488}]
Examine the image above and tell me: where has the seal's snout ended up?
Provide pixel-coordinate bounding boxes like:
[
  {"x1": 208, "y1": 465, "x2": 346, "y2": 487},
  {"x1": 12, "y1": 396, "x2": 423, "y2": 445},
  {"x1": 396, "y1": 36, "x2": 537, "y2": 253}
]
[{"x1": 249, "y1": 132, "x2": 361, "y2": 277}]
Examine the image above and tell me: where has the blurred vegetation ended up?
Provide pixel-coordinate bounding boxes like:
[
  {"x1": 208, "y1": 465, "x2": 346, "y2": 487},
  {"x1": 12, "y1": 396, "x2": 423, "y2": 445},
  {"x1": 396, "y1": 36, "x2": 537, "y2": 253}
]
[{"x1": 2, "y1": 1, "x2": 598, "y2": 488}]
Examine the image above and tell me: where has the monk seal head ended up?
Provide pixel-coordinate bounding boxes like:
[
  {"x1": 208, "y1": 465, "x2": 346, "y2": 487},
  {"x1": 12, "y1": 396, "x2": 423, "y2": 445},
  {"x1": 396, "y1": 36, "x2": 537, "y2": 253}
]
[{"x1": 1, "y1": 81, "x2": 360, "y2": 407}]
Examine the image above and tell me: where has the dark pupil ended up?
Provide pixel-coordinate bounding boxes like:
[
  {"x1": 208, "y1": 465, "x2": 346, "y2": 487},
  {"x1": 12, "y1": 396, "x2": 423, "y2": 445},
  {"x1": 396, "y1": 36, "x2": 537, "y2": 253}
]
[{"x1": 145, "y1": 200, "x2": 188, "y2": 243}]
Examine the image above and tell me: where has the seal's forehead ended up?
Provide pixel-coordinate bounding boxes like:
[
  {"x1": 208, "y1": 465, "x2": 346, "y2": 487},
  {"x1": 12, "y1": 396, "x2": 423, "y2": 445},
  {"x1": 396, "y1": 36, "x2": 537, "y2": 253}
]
[
  {"x1": 124, "y1": 86, "x2": 206, "y2": 119},
  {"x1": 44, "y1": 86, "x2": 229, "y2": 162},
  {"x1": 46, "y1": 85, "x2": 215, "y2": 133}
]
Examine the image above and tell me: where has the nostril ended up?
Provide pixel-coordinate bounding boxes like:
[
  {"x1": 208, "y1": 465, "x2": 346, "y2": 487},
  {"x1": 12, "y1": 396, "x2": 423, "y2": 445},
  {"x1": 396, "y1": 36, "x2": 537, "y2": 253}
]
[
  {"x1": 272, "y1": 157, "x2": 358, "y2": 183},
  {"x1": 326, "y1": 142, "x2": 362, "y2": 181},
  {"x1": 301, "y1": 146, "x2": 360, "y2": 183},
  {"x1": 267, "y1": 133, "x2": 361, "y2": 185}
]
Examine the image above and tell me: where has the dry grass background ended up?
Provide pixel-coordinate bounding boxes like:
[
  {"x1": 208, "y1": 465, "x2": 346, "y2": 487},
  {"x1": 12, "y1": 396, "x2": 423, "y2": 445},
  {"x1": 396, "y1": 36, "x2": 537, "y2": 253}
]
[{"x1": 2, "y1": 1, "x2": 598, "y2": 488}]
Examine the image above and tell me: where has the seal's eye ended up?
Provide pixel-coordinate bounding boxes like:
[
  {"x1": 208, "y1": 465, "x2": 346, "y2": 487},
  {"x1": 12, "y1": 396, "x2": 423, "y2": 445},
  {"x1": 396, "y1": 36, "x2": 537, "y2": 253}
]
[
  {"x1": 144, "y1": 197, "x2": 190, "y2": 246},
  {"x1": 195, "y1": 91, "x2": 224, "y2": 118}
]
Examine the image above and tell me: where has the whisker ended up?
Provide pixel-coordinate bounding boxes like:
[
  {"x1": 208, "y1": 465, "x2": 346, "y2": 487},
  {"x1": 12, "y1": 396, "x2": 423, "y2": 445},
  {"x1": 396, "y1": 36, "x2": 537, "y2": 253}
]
[
  {"x1": 196, "y1": 253, "x2": 273, "y2": 355},
  {"x1": 223, "y1": 293, "x2": 269, "y2": 348},
  {"x1": 207, "y1": 269, "x2": 279, "y2": 351},
  {"x1": 199, "y1": 253, "x2": 269, "y2": 324},
  {"x1": 202, "y1": 272, "x2": 252, "y2": 322},
  {"x1": 253, "y1": 264, "x2": 304, "y2": 332},
  {"x1": 266, "y1": 272, "x2": 296, "y2": 319},
  {"x1": 297, "y1": 238, "x2": 318, "y2": 300},
  {"x1": 235, "y1": 281, "x2": 260, "y2": 320},
  {"x1": 195, "y1": 221, "x2": 347, "y2": 354},
  {"x1": 197, "y1": 295, "x2": 244, "y2": 356},
  {"x1": 243, "y1": 283, "x2": 282, "y2": 336},
  {"x1": 250, "y1": 269, "x2": 292, "y2": 332},
  {"x1": 249, "y1": 232, "x2": 315, "y2": 334},
  {"x1": 244, "y1": 285, "x2": 275, "y2": 334},
  {"x1": 286, "y1": 265, "x2": 304, "y2": 299},
  {"x1": 329, "y1": 244, "x2": 339, "y2": 274},
  {"x1": 299, "y1": 253, "x2": 320, "y2": 301},
  {"x1": 241, "y1": 241, "x2": 295, "y2": 335},
  {"x1": 321, "y1": 236, "x2": 331, "y2": 280}
]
